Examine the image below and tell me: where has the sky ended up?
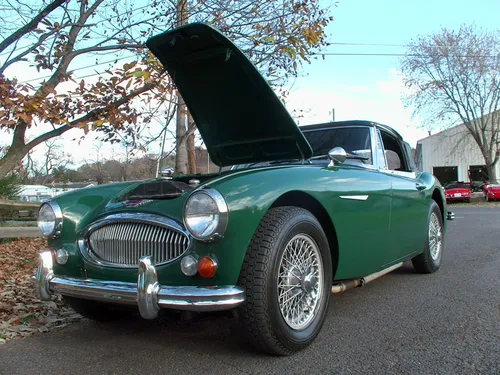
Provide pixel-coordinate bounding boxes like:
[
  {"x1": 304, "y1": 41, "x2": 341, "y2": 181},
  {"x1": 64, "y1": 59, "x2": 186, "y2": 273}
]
[
  {"x1": 1, "y1": 0, "x2": 500, "y2": 168},
  {"x1": 286, "y1": 0, "x2": 500, "y2": 144}
]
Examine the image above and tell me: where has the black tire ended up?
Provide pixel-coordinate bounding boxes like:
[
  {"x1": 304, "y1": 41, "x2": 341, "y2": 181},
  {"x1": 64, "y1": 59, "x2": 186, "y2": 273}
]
[
  {"x1": 237, "y1": 206, "x2": 332, "y2": 356},
  {"x1": 64, "y1": 297, "x2": 129, "y2": 321},
  {"x1": 412, "y1": 201, "x2": 443, "y2": 274}
]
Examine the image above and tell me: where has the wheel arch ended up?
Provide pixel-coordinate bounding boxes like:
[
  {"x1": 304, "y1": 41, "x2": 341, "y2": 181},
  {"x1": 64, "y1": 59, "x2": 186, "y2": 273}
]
[
  {"x1": 270, "y1": 191, "x2": 339, "y2": 279},
  {"x1": 432, "y1": 188, "x2": 445, "y2": 222}
]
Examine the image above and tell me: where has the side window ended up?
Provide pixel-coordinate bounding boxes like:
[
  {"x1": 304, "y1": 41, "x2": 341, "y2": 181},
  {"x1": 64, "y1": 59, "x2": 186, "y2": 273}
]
[
  {"x1": 375, "y1": 130, "x2": 387, "y2": 169},
  {"x1": 380, "y1": 131, "x2": 408, "y2": 171},
  {"x1": 386, "y1": 150, "x2": 402, "y2": 170}
]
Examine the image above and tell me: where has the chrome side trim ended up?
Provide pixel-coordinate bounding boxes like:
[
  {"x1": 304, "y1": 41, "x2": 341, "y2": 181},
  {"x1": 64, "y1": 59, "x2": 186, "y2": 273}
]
[
  {"x1": 331, "y1": 262, "x2": 403, "y2": 294},
  {"x1": 361, "y1": 262, "x2": 403, "y2": 284},
  {"x1": 339, "y1": 195, "x2": 369, "y2": 201},
  {"x1": 35, "y1": 252, "x2": 245, "y2": 315},
  {"x1": 78, "y1": 213, "x2": 190, "y2": 268}
]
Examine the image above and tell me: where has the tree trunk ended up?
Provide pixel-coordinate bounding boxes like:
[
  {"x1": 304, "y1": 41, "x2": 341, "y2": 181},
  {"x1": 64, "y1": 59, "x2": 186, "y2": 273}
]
[
  {"x1": 175, "y1": 94, "x2": 189, "y2": 174},
  {"x1": 486, "y1": 163, "x2": 497, "y2": 183},
  {"x1": 174, "y1": 0, "x2": 189, "y2": 175},
  {"x1": 0, "y1": 144, "x2": 29, "y2": 179},
  {"x1": 187, "y1": 133, "x2": 196, "y2": 174},
  {"x1": 187, "y1": 112, "x2": 196, "y2": 174}
]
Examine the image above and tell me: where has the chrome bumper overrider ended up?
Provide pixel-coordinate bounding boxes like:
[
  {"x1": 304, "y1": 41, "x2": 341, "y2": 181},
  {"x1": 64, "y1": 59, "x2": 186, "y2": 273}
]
[{"x1": 35, "y1": 251, "x2": 245, "y2": 319}]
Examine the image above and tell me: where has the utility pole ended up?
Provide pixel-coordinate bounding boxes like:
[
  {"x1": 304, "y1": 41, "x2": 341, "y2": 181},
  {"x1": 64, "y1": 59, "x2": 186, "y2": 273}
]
[
  {"x1": 331, "y1": 108, "x2": 335, "y2": 122},
  {"x1": 174, "y1": 0, "x2": 189, "y2": 175}
]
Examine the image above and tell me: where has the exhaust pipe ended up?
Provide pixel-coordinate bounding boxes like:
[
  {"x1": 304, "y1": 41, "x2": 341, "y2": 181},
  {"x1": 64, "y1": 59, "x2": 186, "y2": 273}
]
[
  {"x1": 331, "y1": 262, "x2": 403, "y2": 294},
  {"x1": 331, "y1": 279, "x2": 362, "y2": 294}
]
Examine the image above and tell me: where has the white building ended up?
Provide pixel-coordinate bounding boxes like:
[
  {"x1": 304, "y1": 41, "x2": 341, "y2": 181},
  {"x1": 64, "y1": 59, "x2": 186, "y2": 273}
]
[
  {"x1": 415, "y1": 123, "x2": 499, "y2": 184},
  {"x1": 17, "y1": 185, "x2": 55, "y2": 202},
  {"x1": 16, "y1": 183, "x2": 95, "y2": 202},
  {"x1": 52, "y1": 182, "x2": 95, "y2": 196}
]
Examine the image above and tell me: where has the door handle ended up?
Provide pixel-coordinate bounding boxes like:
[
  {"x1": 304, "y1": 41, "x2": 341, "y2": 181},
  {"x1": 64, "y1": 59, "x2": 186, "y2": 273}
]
[{"x1": 416, "y1": 183, "x2": 426, "y2": 191}]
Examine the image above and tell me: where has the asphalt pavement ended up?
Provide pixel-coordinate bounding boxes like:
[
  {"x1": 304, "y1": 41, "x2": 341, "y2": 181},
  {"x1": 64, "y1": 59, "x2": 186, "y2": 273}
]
[{"x1": 0, "y1": 206, "x2": 498, "y2": 375}]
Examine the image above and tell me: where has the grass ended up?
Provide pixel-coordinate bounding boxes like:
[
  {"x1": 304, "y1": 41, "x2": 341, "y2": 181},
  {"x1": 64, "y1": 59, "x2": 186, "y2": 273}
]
[{"x1": 447, "y1": 198, "x2": 500, "y2": 208}]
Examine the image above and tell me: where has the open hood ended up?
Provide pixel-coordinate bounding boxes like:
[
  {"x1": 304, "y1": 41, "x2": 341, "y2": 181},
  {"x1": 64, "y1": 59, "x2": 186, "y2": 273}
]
[{"x1": 146, "y1": 23, "x2": 312, "y2": 167}]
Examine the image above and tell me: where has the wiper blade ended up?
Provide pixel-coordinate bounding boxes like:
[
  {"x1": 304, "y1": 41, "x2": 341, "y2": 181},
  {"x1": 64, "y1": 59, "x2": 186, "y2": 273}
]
[
  {"x1": 269, "y1": 159, "x2": 301, "y2": 165},
  {"x1": 308, "y1": 153, "x2": 368, "y2": 161}
]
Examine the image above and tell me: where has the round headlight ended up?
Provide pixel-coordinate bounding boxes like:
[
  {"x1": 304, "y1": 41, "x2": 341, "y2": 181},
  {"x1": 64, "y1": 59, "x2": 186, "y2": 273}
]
[
  {"x1": 37, "y1": 201, "x2": 63, "y2": 238},
  {"x1": 184, "y1": 188, "x2": 228, "y2": 241}
]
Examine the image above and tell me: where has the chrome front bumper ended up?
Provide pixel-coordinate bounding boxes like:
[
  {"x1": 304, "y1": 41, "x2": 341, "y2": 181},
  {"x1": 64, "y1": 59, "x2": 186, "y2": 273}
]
[{"x1": 35, "y1": 251, "x2": 245, "y2": 319}]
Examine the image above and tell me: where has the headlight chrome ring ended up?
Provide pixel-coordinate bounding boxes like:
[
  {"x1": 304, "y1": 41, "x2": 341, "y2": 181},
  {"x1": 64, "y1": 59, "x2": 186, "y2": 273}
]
[
  {"x1": 183, "y1": 187, "x2": 228, "y2": 242},
  {"x1": 37, "y1": 201, "x2": 63, "y2": 239}
]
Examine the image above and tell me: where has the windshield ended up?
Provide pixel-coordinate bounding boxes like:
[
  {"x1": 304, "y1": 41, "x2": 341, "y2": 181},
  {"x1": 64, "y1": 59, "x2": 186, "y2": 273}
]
[
  {"x1": 444, "y1": 182, "x2": 470, "y2": 189},
  {"x1": 302, "y1": 126, "x2": 372, "y2": 158},
  {"x1": 231, "y1": 126, "x2": 373, "y2": 170}
]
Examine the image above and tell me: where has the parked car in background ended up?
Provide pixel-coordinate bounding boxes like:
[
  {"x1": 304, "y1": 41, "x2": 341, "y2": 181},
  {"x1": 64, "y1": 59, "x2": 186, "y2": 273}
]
[
  {"x1": 483, "y1": 183, "x2": 500, "y2": 201},
  {"x1": 470, "y1": 180, "x2": 485, "y2": 193},
  {"x1": 444, "y1": 181, "x2": 472, "y2": 203},
  {"x1": 34, "y1": 23, "x2": 453, "y2": 356}
]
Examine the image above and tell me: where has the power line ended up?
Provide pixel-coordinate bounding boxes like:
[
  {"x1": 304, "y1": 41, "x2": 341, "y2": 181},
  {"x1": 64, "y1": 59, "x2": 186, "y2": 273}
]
[
  {"x1": 326, "y1": 42, "x2": 495, "y2": 49},
  {"x1": 329, "y1": 42, "x2": 406, "y2": 47},
  {"x1": 311, "y1": 52, "x2": 498, "y2": 58},
  {"x1": 16, "y1": 50, "x2": 499, "y2": 85},
  {"x1": 17, "y1": 54, "x2": 136, "y2": 84}
]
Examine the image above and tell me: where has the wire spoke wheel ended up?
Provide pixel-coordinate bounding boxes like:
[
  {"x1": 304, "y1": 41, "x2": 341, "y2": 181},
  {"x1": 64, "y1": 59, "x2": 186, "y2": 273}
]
[
  {"x1": 412, "y1": 201, "x2": 444, "y2": 274},
  {"x1": 428, "y1": 212, "x2": 442, "y2": 261},
  {"x1": 238, "y1": 207, "x2": 332, "y2": 355},
  {"x1": 277, "y1": 234, "x2": 324, "y2": 330}
]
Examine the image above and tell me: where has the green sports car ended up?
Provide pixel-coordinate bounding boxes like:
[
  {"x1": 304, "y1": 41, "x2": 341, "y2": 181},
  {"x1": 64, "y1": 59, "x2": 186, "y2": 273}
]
[{"x1": 34, "y1": 23, "x2": 453, "y2": 355}]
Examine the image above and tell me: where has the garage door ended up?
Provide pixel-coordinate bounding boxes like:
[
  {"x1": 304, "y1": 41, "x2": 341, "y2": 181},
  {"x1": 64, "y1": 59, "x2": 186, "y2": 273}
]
[{"x1": 433, "y1": 166, "x2": 458, "y2": 185}]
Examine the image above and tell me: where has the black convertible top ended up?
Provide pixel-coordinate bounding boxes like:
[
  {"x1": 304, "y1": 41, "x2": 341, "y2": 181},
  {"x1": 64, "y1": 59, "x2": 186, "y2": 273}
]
[{"x1": 300, "y1": 120, "x2": 404, "y2": 141}]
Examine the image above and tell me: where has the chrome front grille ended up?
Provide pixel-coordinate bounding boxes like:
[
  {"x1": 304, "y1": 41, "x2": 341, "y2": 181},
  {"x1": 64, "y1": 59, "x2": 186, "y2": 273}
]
[{"x1": 87, "y1": 221, "x2": 189, "y2": 267}]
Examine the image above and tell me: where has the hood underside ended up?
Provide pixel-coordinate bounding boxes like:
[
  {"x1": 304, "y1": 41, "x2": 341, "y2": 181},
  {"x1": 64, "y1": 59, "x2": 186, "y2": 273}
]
[{"x1": 146, "y1": 23, "x2": 313, "y2": 167}]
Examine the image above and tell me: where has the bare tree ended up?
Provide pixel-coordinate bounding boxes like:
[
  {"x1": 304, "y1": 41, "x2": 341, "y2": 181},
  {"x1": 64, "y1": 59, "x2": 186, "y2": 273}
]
[
  {"x1": 23, "y1": 140, "x2": 70, "y2": 184},
  {"x1": 402, "y1": 25, "x2": 500, "y2": 181}
]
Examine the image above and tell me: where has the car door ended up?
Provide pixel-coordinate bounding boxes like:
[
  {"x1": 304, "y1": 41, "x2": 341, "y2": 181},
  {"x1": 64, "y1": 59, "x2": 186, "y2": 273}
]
[
  {"x1": 303, "y1": 125, "x2": 393, "y2": 279},
  {"x1": 378, "y1": 130, "x2": 428, "y2": 264}
]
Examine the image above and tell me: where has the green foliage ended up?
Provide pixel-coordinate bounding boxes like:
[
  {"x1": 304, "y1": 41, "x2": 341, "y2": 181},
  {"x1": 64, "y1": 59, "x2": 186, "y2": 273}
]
[{"x1": 0, "y1": 174, "x2": 21, "y2": 199}]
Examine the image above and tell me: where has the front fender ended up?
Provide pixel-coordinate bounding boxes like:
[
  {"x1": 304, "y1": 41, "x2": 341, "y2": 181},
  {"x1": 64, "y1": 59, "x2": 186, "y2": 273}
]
[
  {"x1": 416, "y1": 171, "x2": 448, "y2": 229},
  {"x1": 194, "y1": 164, "x2": 392, "y2": 284}
]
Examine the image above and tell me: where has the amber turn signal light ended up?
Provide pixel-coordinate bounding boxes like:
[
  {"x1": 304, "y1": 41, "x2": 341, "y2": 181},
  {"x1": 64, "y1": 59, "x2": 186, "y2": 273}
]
[{"x1": 197, "y1": 256, "x2": 217, "y2": 278}]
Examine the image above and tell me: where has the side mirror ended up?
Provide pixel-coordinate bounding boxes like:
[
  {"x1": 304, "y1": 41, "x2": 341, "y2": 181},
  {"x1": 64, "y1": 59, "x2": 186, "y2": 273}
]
[{"x1": 328, "y1": 147, "x2": 347, "y2": 166}]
